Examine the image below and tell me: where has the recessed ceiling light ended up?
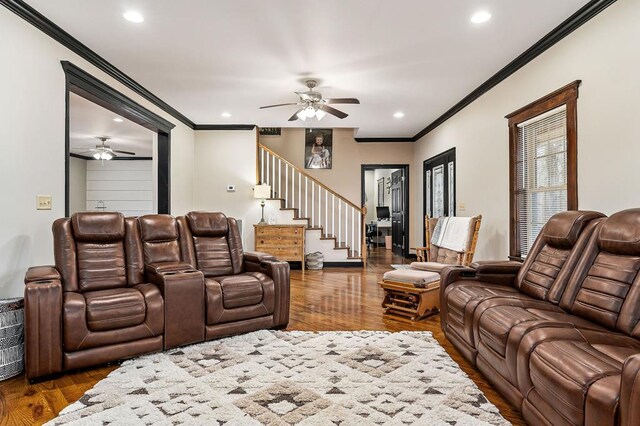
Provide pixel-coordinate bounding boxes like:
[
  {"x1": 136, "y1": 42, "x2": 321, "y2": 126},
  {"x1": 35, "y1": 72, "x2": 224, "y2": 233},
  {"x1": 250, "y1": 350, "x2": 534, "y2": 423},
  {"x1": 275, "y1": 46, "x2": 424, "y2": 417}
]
[
  {"x1": 123, "y1": 11, "x2": 144, "y2": 23},
  {"x1": 221, "y1": 112, "x2": 232, "y2": 118},
  {"x1": 113, "y1": 117, "x2": 124, "y2": 123},
  {"x1": 470, "y1": 10, "x2": 491, "y2": 24},
  {"x1": 393, "y1": 112, "x2": 405, "y2": 118}
]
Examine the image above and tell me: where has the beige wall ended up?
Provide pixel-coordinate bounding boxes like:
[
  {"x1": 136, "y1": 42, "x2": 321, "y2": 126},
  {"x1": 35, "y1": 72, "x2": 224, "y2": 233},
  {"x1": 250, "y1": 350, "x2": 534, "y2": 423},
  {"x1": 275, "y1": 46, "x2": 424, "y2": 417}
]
[
  {"x1": 0, "y1": 8, "x2": 195, "y2": 298},
  {"x1": 260, "y1": 128, "x2": 417, "y2": 246},
  {"x1": 68, "y1": 156, "x2": 87, "y2": 215},
  {"x1": 413, "y1": 0, "x2": 640, "y2": 261},
  {"x1": 193, "y1": 129, "x2": 262, "y2": 251}
]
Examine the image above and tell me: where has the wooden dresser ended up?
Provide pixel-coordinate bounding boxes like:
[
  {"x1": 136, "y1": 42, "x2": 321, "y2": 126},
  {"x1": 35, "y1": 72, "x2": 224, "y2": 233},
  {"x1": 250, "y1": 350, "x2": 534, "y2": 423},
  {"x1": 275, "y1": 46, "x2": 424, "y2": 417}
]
[{"x1": 254, "y1": 224, "x2": 306, "y2": 270}]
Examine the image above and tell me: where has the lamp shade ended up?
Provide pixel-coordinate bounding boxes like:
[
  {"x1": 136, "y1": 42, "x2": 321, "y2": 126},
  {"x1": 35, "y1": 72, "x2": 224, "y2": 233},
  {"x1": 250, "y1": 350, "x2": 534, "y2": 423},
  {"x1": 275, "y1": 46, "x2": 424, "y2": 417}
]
[{"x1": 254, "y1": 184, "x2": 271, "y2": 199}]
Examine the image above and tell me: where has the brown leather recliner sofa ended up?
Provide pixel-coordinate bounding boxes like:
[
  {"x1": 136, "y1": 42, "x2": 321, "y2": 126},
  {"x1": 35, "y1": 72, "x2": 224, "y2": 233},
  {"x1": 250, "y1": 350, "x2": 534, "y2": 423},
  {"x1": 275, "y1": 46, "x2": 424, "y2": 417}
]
[
  {"x1": 441, "y1": 208, "x2": 640, "y2": 426},
  {"x1": 24, "y1": 211, "x2": 290, "y2": 380}
]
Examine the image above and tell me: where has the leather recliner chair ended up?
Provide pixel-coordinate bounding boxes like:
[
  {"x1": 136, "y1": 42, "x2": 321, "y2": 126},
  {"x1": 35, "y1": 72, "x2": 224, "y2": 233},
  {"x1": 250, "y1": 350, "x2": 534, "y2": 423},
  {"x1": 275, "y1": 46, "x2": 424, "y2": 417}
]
[
  {"x1": 178, "y1": 211, "x2": 290, "y2": 340},
  {"x1": 24, "y1": 212, "x2": 164, "y2": 380},
  {"x1": 441, "y1": 208, "x2": 640, "y2": 426}
]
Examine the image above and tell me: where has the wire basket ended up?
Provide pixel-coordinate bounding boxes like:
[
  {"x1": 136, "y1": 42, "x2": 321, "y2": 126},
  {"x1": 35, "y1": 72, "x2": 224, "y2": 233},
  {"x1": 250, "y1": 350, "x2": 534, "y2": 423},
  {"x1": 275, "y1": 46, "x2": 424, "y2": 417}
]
[
  {"x1": 0, "y1": 297, "x2": 24, "y2": 381},
  {"x1": 305, "y1": 252, "x2": 324, "y2": 270}
]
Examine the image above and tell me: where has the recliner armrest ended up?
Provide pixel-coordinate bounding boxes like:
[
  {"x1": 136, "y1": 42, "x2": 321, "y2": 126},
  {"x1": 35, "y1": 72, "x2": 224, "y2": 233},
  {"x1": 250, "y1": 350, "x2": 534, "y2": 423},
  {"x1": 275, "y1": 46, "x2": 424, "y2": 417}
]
[
  {"x1": 470, "y1": 260, "x2": 523, "y2": 275},
  {"x1": 24, "y1": 265, "x2": 61, "y2": 284},
  {"x1": 145, "y1": 262, "x2": 196, "y2": 276},
  {"x1": 620, "y1": 353, "x2": 640, "y2": 426},
  {"x1": 24, "y1": 279, "x2": 63, "y2": 380},
  {"x1": 245, "y1": 259, "x2": 290, "y2": 328},
  {"x1": 244, "y1": 251, "x2": 278, "y2": 265}
]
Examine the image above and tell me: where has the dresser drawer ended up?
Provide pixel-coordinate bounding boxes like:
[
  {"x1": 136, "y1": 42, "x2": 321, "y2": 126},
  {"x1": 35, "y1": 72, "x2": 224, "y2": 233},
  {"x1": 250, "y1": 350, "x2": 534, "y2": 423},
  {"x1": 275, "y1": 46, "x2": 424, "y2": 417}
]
[
  {"x1": 256, "y1": 226, "x2": 303, "y2": 237},
  {"x1": 257, "y1": 246, "x2": 302, "y2": 260},
  {"x1": 255, "y1": 236, "x2": 302, "y2": 247}
]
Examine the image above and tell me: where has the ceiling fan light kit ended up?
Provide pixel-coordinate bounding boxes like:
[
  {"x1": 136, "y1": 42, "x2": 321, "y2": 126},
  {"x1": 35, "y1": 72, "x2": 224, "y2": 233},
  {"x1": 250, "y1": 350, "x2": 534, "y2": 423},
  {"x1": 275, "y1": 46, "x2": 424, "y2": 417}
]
[
  {"x1": 261, "y1": 79, "x2": 359, "y2": 122},
  {"x1": 72, "y1": 136, "x2": 137, "y2": 163}
]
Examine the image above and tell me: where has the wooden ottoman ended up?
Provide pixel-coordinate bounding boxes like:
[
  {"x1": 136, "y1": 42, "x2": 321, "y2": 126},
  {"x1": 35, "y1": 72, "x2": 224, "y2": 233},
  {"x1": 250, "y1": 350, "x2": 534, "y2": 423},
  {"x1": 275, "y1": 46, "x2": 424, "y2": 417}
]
[{"x1": 379, "y1": 269, "x2": 440, "y2": 321}]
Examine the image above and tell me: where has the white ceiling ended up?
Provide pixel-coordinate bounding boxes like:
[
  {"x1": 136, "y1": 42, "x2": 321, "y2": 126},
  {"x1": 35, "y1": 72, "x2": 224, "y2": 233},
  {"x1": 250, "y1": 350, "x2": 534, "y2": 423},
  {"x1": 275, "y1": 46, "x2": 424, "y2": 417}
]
[
  {"x1": 69, "y1": 93, "x2": 154, "y2": 157},
  {"x1": 28, "y1": 0, "x2": 589, "y2": 138}
]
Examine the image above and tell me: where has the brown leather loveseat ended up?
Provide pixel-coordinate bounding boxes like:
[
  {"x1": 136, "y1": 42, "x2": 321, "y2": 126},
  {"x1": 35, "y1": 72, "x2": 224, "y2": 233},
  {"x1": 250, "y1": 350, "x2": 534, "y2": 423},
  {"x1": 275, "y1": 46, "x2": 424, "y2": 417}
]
[
  {"x1": 24, "y1": 211, "x2": 290, "y2": 380},
  {"x1": 441, "y1": 209, "x2": 640, "y2": 426}
]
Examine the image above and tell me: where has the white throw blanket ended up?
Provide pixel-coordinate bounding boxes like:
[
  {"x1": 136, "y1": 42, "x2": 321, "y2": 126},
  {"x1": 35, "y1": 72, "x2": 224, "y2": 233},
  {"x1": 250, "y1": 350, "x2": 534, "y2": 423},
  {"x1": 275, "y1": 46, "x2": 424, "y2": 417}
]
[{"x1": 431, "y1": 216, "x2": 473, "y2": 252}]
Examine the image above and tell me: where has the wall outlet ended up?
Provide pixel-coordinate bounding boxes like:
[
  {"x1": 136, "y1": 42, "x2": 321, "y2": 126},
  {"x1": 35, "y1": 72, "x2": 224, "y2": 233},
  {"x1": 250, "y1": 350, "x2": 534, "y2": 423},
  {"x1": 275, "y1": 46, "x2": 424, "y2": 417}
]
[
  {"x1": 37, "y1": 195, "x2": 52, "y2": 210},
  {"x1": 226, "y1": 184, "x2": 236, "y2": 192},
  {"x1": 458, "y1": 201, "x2": 466, "y2": 211}
]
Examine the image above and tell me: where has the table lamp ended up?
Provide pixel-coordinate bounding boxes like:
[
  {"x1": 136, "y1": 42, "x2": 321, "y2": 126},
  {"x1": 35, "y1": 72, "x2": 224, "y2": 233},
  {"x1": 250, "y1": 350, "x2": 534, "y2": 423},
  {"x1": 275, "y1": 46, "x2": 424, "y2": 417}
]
[{"x1": 253, "y1": 184, "x2": 271, "y2": 224}]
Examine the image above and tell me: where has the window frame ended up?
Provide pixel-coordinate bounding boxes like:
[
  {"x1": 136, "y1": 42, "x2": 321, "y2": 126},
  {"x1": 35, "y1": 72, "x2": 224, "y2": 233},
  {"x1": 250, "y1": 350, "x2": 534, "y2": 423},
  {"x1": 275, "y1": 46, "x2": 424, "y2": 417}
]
[{"x1": 506, "y1": 80, "x2": 580, "y2": 260}]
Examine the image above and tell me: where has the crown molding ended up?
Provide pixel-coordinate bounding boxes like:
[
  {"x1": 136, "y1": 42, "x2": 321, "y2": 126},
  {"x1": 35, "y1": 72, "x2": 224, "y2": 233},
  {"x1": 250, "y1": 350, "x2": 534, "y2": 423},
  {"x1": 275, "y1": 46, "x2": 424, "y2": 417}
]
[
  {"x1": 2, "y1": 0, "x2": 617, "y2": 140},
  {"x1": 1, "y1": 0, "x2": 196, "y2": 129},
  {"x1": 412, "y1": 0, "x2": 617, "y2": 141},
  {"x1": 194, "y1": 124, "x2": 257, "y2": 131}
]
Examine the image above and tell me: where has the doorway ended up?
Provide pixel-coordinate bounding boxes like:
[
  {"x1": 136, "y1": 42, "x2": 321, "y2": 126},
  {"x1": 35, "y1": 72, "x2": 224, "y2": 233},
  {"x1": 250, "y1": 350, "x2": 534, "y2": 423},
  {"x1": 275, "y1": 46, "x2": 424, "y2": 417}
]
[
  {"x1": 361, "y1": 164, "x2": 410, "y2": 257},
  {"x1": 62, "y1": 61, "x2": 174, "y2": 216},
  {"x1": 423, "y1": 148, "x2": 456, "y2": 245}
]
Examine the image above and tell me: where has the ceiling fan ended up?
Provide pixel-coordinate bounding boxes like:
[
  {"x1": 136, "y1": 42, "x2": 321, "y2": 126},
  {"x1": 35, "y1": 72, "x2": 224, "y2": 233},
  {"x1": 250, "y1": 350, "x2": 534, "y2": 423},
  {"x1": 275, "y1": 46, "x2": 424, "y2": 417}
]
[
  {"x1": 72, "y1": 137, "x2": 136, "y2": 161},
  {"x1": 260, "y1": 80, "x2": 360, "y2": 121}
]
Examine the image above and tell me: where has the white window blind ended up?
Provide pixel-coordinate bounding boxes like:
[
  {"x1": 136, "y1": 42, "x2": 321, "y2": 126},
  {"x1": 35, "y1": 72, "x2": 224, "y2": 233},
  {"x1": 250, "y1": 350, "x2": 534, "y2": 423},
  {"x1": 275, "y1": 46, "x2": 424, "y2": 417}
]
[{"x1": 516, "y1": 105, "x2": 567, "y2": 257}]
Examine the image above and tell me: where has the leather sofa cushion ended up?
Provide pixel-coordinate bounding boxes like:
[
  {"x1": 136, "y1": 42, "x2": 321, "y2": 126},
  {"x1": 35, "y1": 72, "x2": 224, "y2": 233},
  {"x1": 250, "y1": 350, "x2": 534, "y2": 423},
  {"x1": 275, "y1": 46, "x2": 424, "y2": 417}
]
[
  {"x1": 444, "y1": 281, "x2": 528, "y2": 346},
  {"x1": 518, "y1": 245, "x2": 570, "y2": 301},
  {"x1": 598, "y1": 208, "x2": 640, "y2": 255},
  {"x1": 138, "y1": 214, "x2": 179, "y2": 242},
  {"x1": 205, "y1": 273, "x2": 275, "y2": 325},
  {"x1": 84, "y1": 288, "x2": 146, "y2": 331},
  {"x1": 186, "y1": 211, "x2": 229, "y2": 237},
  {"x1": 193, "y1": 235, "x2": 233, "y2": 277},
  {"x1": 219, "y1": 274, "x2": 264, "y2": 308},
  {"x1": 77, "y1": 241, "x2": 127, "y2": 292},
  {"x1": 71, "y1": 212, "x2": 125, "y2": 242},
  {"x1": 529, "y1": 338, "x2": 639, "y2": 425},
  {"x1": 542, "y1": 210, "x2": 604, "y2": 249}
]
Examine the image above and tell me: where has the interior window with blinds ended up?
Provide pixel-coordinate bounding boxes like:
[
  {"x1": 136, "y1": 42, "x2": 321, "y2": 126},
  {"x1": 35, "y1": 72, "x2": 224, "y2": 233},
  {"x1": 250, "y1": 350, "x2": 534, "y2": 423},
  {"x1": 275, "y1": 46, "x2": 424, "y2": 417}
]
[{"x1": 516, "y1": 106, "x2": 567, "y2": 257}]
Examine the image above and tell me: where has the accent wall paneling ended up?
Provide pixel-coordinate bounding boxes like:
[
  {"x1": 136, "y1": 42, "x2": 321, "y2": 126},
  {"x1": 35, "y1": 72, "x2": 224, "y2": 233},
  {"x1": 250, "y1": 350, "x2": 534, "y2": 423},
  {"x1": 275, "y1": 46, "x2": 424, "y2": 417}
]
[{"x1": 85, "y1": 160, "x2": 154, "y2": 216}]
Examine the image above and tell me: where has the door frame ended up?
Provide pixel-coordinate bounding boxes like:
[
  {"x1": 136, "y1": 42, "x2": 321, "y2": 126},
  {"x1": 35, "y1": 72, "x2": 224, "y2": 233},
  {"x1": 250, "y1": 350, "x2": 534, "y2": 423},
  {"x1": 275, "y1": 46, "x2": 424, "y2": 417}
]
[
  {"x1": 361, "y1": 164, "x2": 410, "y2": 257},
  {"x1": 422, "y1": 148, "x2": 456, "y2": 246},
  {"x1": 62, "y1": 61, "x2": 175, "y2": 216}
]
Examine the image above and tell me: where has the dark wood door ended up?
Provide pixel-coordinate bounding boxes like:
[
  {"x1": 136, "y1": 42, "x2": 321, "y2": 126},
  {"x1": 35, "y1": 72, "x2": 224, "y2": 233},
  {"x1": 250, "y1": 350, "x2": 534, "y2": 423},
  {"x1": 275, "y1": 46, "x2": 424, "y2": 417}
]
[
  {"x1": 423, "y1": 148, "x2": 456, "y2": 246},
  {"x1": 391, "y1": 169, "x2": 404, "y2": 256}
]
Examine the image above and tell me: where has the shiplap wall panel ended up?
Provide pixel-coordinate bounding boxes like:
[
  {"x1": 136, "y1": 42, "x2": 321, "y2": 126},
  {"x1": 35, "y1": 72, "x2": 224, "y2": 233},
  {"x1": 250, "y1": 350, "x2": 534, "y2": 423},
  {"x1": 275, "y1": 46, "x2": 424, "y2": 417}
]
[{"x1": 86, "y1": 160, "x2": 154, "y2": 215}]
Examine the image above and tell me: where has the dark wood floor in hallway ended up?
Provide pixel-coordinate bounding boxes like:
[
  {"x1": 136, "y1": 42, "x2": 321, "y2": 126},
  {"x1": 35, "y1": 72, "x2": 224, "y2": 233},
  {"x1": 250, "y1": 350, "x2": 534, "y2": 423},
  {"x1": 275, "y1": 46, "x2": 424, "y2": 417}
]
[{"x1": 0, "y1": 248, "x2": 525, "y2": 425}]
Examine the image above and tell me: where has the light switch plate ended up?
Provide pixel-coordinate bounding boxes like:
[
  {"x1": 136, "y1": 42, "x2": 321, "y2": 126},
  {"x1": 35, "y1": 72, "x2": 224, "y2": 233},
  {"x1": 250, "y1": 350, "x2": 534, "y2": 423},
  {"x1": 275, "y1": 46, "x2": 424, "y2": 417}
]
[
  {"x1": 458, "y1": 201, "x2": 466, "y2": 211},
  {"x1": 226, "y1": 184, "x2": 236, "y2": 192},
  {"x1": 37, "y1": 195, "x2": 52, "y2": 210}
]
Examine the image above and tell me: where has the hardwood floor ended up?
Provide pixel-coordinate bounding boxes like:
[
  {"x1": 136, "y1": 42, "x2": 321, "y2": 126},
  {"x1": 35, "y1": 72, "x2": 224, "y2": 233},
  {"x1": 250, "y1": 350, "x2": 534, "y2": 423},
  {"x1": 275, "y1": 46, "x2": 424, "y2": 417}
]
[{"x1": 0, "y1": 248, "x2": 525, "y2": 425}]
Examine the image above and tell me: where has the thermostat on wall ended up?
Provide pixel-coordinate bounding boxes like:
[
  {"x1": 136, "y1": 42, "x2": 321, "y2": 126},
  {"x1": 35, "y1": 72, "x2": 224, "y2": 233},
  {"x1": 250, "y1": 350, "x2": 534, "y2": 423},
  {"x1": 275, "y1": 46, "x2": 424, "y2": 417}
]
[{"x1": 226, "y1": 184, "x2": 236, "y2": 192}]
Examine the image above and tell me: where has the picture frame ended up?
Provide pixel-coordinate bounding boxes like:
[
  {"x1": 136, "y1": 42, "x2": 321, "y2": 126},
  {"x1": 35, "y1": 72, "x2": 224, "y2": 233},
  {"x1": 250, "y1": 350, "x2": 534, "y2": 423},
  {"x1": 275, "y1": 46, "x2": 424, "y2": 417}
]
[
  {"x1": 305, "y1": 129, "x2": 333, "y2": 169},
  {"x1": 259, "y1": 127, "x2": 281, "y2": 136},
  {"x1": 377, "y1": 178, "x2": 385, "y2": 206}
]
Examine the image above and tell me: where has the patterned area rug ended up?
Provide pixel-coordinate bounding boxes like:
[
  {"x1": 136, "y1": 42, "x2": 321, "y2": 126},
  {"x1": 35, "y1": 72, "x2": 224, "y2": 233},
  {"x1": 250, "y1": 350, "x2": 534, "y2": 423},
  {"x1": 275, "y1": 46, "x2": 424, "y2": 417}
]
[{"x1": 48, "y1": 331, "x2": 507, "y2": 425}]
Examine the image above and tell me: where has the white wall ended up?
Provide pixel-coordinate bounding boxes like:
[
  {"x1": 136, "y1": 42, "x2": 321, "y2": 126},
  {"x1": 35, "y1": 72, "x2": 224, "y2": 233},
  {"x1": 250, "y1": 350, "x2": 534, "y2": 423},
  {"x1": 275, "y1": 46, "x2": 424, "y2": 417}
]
[
  {"x1": 193, "y1": 129, "x2": 262, "y2": 251},
  {"x1": 68, "y1": 157, "x2": 87, "y2": 215},
  {"x1": 364, "y1": 170, "x2": 375, "y2": 223},
  {"x1": 413, "y1": 0, "x2": 640, "y2": 261},
  {"x1": 0, "y1": 8, "x2": 195, "y2": 298},
  {"x1": 86, "y1": 160, "x2": 154, "y2": 216}
]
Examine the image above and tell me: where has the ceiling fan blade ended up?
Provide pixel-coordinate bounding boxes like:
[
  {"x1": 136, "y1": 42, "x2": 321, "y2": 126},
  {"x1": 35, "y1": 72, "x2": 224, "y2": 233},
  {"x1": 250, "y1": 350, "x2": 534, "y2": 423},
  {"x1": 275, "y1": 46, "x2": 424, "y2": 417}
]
[
  {"x1": 319, "y1": 105, "x2": 348, "y2": 119},
  {"x1": 259, "y1": 102, "x2": 299, "y2": 109},
  {"x1": 324, "y1": 98, "x2": 360, "y2": 104},
  {"x1": 295, "y1": 92, "x2": 312, "y2": 101},
  {"x1": 113, "y1": 150, "x2": 136, "y2": 155},
  {"x1": 288, "y1": 109, "x2": 304, "y2": 121}
]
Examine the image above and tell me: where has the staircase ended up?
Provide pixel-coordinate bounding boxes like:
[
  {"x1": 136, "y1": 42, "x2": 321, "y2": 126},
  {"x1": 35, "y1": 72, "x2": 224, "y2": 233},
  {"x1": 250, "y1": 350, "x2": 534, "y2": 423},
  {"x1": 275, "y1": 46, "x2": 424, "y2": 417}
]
[{"x1": 258, "y1": 144, "x2": 365, "y2": 265}]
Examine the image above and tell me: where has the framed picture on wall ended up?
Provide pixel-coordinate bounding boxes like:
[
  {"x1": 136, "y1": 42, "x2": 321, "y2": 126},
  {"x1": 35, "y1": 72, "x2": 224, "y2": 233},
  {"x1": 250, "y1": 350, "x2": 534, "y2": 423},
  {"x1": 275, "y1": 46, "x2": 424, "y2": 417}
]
[
  {"x1": 305, "y1": 128, "x2": 333, "y2": 169},
  {"x1": 377, "y1": 178, "x2": 384, "y2": 206}
]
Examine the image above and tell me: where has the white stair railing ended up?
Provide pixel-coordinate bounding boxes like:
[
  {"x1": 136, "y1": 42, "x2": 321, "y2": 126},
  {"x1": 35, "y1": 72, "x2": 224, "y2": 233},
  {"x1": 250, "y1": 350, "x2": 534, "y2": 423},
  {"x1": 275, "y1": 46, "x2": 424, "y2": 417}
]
[{"x1": 259, "y1": 144, "x2": 366, "y2": 261}]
